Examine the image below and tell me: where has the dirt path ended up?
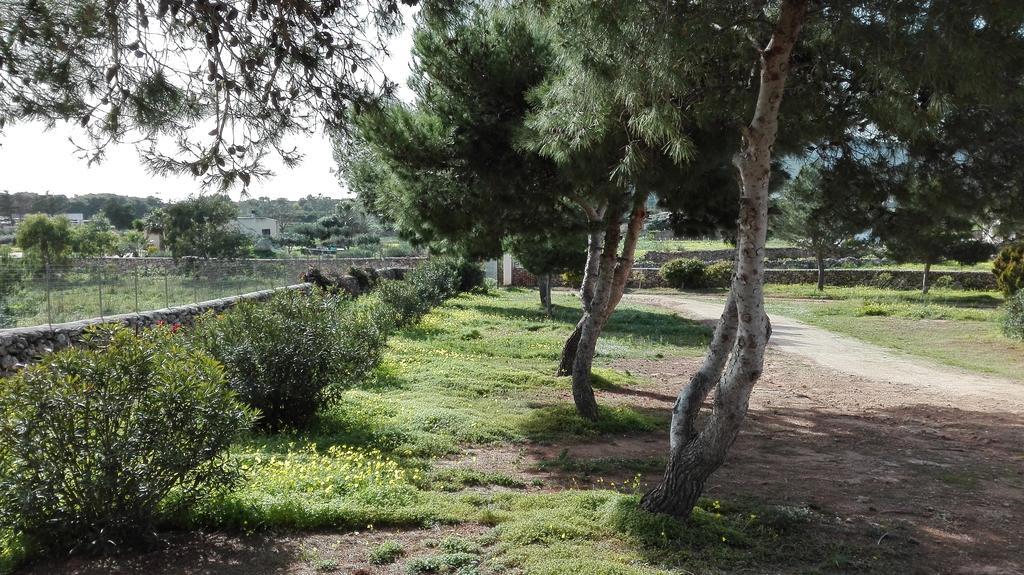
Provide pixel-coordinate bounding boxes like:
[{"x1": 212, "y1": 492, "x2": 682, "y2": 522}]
[{"x1": 626, "y1": 293, "x2": 1024, "y2": 412}]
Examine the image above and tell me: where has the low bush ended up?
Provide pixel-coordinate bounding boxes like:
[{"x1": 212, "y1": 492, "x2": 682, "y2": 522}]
[
  {"x1": 872, "y1": 271, "x2": 913, "y2": 290},
  {"x1": 192, "y1": 289, "x2": 387, "y2": 430},
  {"x1": 1003, "y1": 290, "x2": 1024, "y2": 340},
  {"x1": 369, "y1": 541, "x2": 405, "y2": 565},
  {"x1": 660, "y1": 258, "x2": 707, "y2": 289},
  {"x1": 704, "y1": 260, "x2": 734, "y2": 288},
  {"x1": 0, "y1": 326, "x2": 252, "y2": 555},
  {"x1": 993, "y1": 243, "x2": 1024, "y2": 296},
  {"x1": 455, "y1": 259, "x2": 487, "y2": 292},
  {"x1": 561, "y1": 269, "x2": 583, "y2": 289},
  {"x1": 367, "y1": 279, "x2": 428, "y2": 332},
  {"x1": 408, "y1": 257, "x2": 462, "y2": 306}
]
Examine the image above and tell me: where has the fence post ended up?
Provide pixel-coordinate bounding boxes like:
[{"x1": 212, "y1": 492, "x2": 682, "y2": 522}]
[
  {"x1": 97, "y1": 264, "x2": 104, "y2": 320},
  {"x1": 44, "y1": 259, "x2": 53, "y2": 328},
  {"x1": 164, "y1": 269, "x2": 170, "y2": 309}
]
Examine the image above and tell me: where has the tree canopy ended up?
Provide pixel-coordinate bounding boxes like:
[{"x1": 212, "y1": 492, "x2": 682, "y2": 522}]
[{"x1": 1, "y1": 0, "x2": 416, "y2": 190}]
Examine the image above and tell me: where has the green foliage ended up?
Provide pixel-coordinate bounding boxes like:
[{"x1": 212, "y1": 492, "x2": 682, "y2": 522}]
[
  {"x1": 338, "y1": 4, "x2": 584, "y2": 261},
  {"x1": 454, "y1": 259, "x2": 486, "y2": 293},
  {"x1": 2, "y1": 0, "x2": 405, "y2": 190},
  {"x1": 426, "y1": 469, "x2": 528, "y2": 492},
  {"x1": 161, "y1": 195, "x2": 252, "y2": 259},
  {"x1": 102, "y1": 198, "x2": 136, "y2": 230},
  {"x1": 1003, "y1": 290, "x2": 1024, "y2": 341},
  {"x1": 504, "y1": 225, "x2": 588, "y2": 279},
  {"x1": 0, "y1": 326, "x2": 253, "y2": 555},
  {"x1": 69, "y1": 214, "x2": 117, "y2": 257},
  {"x1": 409, "y1": 258, "x2": 464, "y2": 306},
  {"x1": 561, "y1": 269, "x2": 583, "y2": 289},
  {"x1": 772, "y1": 163, "x2": 877, "y2": 260},
  {"x1": 14, "y1": 214, "x2": 72, "y2": 266},
  {"x1": 0, "y1": 248, "x2": 23, "y2": 327},
  {"x1": 369, "y1": 540, "x2": 405, "y2": 565},
  {"x1": 703, "y1": 260, "x2": 733, "y2": 288},
  {"x1": 192, "y1": 290, "x2": 386, "y2": 431},
  {"x1": 659, "y1": 258, "x2": 707, "y2": 289},
  {"x1": 993, "y1": 244, "x2": 1024, "y2": 296}
]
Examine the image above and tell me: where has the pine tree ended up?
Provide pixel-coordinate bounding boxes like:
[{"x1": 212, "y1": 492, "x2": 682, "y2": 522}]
[{"x1": 0, "y1": 0, "x2": 413, "y2": 190}]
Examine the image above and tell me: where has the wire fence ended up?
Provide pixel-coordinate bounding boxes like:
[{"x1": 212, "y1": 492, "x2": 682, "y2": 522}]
[{"x1": 0, "y1": 257, "x2": 413, "y2": 329}]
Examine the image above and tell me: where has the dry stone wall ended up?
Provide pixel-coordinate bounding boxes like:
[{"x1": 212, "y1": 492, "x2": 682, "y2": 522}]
[
  {"x1": 0, "y1": 284, "x2": 309, "y2": 375},
  {"x1": 510, "y1": 265, "x2": 996, "y2": 291}
]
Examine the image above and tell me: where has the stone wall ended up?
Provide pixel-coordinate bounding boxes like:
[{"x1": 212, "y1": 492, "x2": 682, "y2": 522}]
[
  {"x1": 510, "y1": 265, "x2": 997, "y2": 291},
  {"x1": 640, "y1": 248, "x2": 809, "y2": 264},
  {"x1": 0, "y1": 284, "x2": 310, "y2": 375}
]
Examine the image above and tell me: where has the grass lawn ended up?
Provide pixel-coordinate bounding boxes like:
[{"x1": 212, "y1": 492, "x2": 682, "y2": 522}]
[
  {"x1": 634, "y1": 238, "x2": 796, "y2": 259},
  {"x1": 3, "y1": 289, "x2": 917, "y2": 574},
  {"x1": 763, "y1": 285, "x2": 1024, "y2": 381}
]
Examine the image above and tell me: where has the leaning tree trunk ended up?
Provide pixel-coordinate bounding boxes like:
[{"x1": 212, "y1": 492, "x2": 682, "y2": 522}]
[
  {"x1": 641, "y1": 0, "x2": 806, "y2": 518},
  {"x1": 816, "y1": 252, "x2": 826, "y2": 291},
  {"x1": 568, "y1": 191, "x2": 649, "y2": 420},
  {"x1": 921, "y1": 259, "x2": 932, "y2": 294},
  {"x1": 569, "y1": 206, "x2": 624, "y2": 420},
  {"x1": 557, "y1": 212, "x2": 606, "y2": 376}
]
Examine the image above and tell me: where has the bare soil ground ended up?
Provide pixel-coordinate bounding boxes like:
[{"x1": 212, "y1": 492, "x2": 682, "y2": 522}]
[
  {"x1": 441, "y1": 350, "x2": 1024, "y2": 574},
  {"x1": 22, "y1": 524, "x2": 492, "y2": 575}
]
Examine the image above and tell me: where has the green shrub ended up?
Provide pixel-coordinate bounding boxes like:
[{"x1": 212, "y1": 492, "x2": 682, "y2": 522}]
[
  {"x1": 659, "y1": 258, "x2": 707, "y2": 289},
  {"x1": 192, "y1": 289, "x2": 386, "y2": 430},
  {"x1": 993, "y1": 243, "x2": 1024, "y2": 296},
  {"x1": 408, "y1": 257, "x2": 462, "y2": 306},
  {"x1": 858, "y1": 302, "x2": 894, "y2": 316},
  {"x1": 369, "y1": 540, "x2": 405, "y2": 565},
  {"x1": 704, "y1": 260, "x2": 734, "y2": 288},
  {"x1": 561, "y1": 269, "x2": 583, "y2": 289},
  {"x1": 931, "y1": 275, "x2": 955, "y2": 290},
  {"x1": 873, "y1": 271, "x2": 912, "y2": 290},
  {"x1": 368, "y1": 279, "x2": 428, "y2": 332},
  {"x1": 0, "y1": 326, "x2": 252, "y2": 555},
  {"x1": 1003, "y1": 290, "x2": 1024, "y2": 340},
  {"x1": 454, "y1": 259, "x2": 486, "y2": 292}
]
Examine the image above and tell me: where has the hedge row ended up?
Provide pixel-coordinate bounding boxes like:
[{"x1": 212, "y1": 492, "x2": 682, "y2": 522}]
[{"x1": 0, "y1": 257, "x2": 482, "y2": 563}]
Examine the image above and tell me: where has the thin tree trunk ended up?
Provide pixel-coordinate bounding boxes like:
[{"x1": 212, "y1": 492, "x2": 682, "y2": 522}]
[
  {"x1": 539, "y1": 273, "x2": 553, "y2": 317},
  {"x1": 557, "y1": 318, "x2": 584, "y2": 377},
  {"x1": 641, "y1": 0, "x2": 806, "y2": 518},
  {"x1": 570, "y1": 204, "x2": 624, "y2": 420},
  {"x1": 563, "y1": 191, "x2": 648, "y2": 416},
  {"x1": 921, "y1": 260, "x2": 932, "y2": 294},
  {"x1": 602, "y1": 191, "x2": 649, "y2": 324},
  {"x1": 816, "y1": 252, "x2": 826, "y2": 291},
  {"x1": 557, "y1": 213, "x2": 605, "y2": 376}
]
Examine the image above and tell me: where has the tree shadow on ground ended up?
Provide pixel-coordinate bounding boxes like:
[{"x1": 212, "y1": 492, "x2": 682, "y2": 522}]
[
  {"x1": 470, "y1": 301, "x2": 711, "y2": 350},
  {"x1": 518, "y1": 399, "x2": 1024, "y2": 574},
  {"x1": 20, "y1": 532, "x2": 298, "y2": 575}
]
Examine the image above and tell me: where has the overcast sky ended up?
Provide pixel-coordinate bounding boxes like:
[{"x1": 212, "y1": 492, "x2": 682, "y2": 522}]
[{"x1": 0, "y1": 10, "x2": 416, "y2": 202}]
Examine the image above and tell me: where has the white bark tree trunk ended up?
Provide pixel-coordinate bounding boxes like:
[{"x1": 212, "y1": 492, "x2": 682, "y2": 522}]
[
  {"x1": 641, "y1": 0, "x2": 807, "y2": 518},
  {"x1": 559, "y1": 191, "x2": 649, "y2": 420}
]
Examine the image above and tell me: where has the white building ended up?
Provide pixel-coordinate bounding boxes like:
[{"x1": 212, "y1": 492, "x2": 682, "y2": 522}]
[
  {"x1": 64, "y1": 213, "x2": 85, "y2": 226},
  {"x1": 235, "y1": 213, "x2": 279, "y2": 238}
]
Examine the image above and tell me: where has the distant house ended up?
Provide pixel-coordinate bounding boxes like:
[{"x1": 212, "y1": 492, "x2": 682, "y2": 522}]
[
  {"x1": 235, "y1": 213, "x2": 279, "y2": 238},
  {"x1": 64, "y1": 213, "x2": 85, "y2": 226}
]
